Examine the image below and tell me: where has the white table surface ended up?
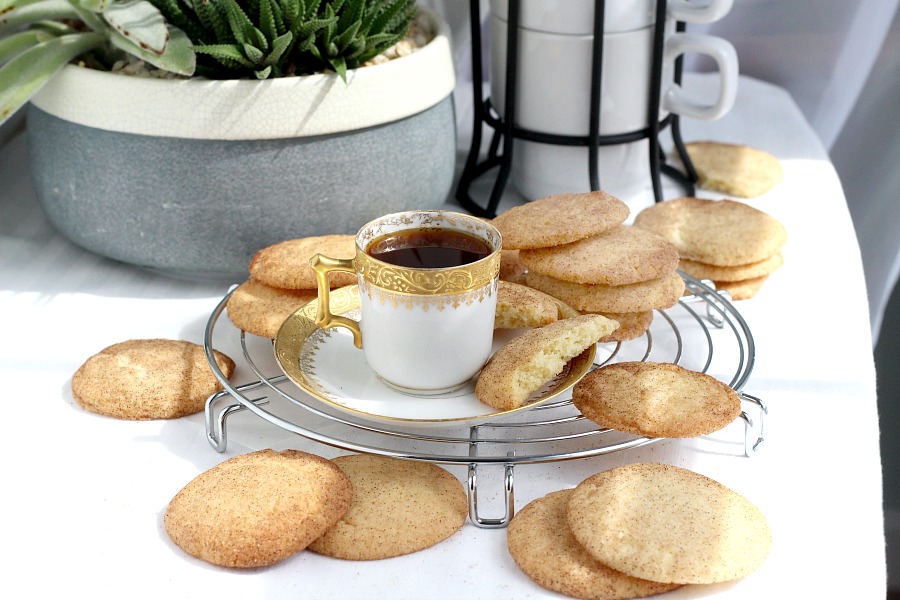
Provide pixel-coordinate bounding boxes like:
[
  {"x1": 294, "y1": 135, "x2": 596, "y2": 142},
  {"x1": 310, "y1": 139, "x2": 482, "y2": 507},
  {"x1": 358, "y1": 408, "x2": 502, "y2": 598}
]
[{"x1": 1, "y1": 75, "x2": 886, "y2": 599}]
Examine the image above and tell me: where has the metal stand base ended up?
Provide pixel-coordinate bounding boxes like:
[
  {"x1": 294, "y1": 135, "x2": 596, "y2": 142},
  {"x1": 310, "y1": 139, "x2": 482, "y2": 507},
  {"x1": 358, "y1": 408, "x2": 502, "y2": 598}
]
[{"x1": 456, "y1": 0, "x2": 698, "y2": 218}]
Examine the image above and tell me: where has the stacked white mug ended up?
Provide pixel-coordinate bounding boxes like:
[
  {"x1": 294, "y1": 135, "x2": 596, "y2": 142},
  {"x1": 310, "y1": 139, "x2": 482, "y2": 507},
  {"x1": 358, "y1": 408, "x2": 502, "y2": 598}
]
[{"x1": 489, "y1": 0, "x2": 737, "y2": 204}]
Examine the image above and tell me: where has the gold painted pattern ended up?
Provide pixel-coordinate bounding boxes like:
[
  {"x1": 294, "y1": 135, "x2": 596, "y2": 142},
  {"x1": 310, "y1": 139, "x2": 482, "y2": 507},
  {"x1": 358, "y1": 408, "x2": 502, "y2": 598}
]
[
  {"x1": 297, "y1": 327, "x2": 340, "y2": 402},
  {"x1": 354, "y1": 210, "x2": 502, "y2": 296},
  {"x1": 299, "y1": 284, "x2": 360, "y2": 321},
  {"x1": 359, "y1": 278, "x2": 498, "y2": 310},
  {"x1": 355, "y1": 252, "x2": 500, "y2": 296},
  {"x1": 275, "y1": 286, "x2": 361, "y2": 401}
]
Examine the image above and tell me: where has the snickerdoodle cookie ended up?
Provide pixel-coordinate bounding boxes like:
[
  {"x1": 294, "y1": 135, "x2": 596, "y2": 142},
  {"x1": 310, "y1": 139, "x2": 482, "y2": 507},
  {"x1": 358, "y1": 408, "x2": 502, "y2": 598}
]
[
  {"x1": 499, "y1": 249, "x2": 528, "y2": 281},
  {"x1": 520, "y1": 225, "x2": 679, "y2": 286},
  {"x1": 713, "y1": 274, "x2": 771, "y2": 301},
  {"x1": 508, "y1": 489, "x2": 682, "y2": 599},
  {"x1": 683, "y1": 141, "x2": 783, "y2": 198},
  {"x1": 495, "y1": 280, "x2": 560, "y2": 329},
  {"x1": 164, "y1": 449, "x2": 353, "y2": 568},
  {"x1": 633, "y1": 197, "x2": 787, "y2": 267},
  {"x1": 71, "y1": 339, "x2": 235, "y2": 420},
  {"x1": 525, "y1": 271, "x2": 685, "y2": 314},
  {"x1": 572, "y1": 362, "x2": 741, "y2": 438},
  {"x1": 475, "y1": 314, "x2": 618, "y2": 411},
  {"x1": 567, "y1": 463, "x2": 772, "y2": 584},
  {"x1": 596, "y1": 311, "x2": 654, "y2": 343},
  {"x1": 226, "y1": 278, "x2": 318, "y2": 338},
  {"x1": 249, "y1": 234, "x2": 357, "y2": 290},
  {"x1": 308, "y1": 454, "x2": 467, "y2": 560},
  {"x1": 679, "y1": 253, "x2": 783, "y2": 282},
  {"x1": 492, "y1": 191, "x2": 629, "y2": 250}
]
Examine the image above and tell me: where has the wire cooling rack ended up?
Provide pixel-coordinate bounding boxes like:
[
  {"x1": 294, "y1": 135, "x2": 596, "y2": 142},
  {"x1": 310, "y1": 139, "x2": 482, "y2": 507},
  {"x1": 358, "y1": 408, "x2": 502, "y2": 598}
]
[{"x1": 203, "y1": 272, "x2": 766, "y2": 527}]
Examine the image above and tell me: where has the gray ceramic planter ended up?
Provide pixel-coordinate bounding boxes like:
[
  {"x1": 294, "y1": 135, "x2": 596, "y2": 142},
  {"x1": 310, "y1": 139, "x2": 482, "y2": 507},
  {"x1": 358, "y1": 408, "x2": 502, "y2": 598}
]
[{"x1": 26, "y1": 10, "x2": 457, "y2": 282}]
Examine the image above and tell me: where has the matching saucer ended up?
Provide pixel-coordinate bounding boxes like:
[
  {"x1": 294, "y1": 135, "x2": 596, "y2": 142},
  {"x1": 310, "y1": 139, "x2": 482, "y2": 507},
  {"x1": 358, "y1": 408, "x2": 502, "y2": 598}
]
[{"x1": 273, "y1": 286, "x2": 595, "y2": 429}]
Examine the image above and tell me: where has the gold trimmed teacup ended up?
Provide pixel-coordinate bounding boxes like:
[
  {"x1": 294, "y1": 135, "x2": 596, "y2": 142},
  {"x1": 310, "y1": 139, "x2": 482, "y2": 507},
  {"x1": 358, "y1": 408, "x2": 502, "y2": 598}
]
[{"x1": 310, "y1": 210, "x2": 502, "y2": 395}]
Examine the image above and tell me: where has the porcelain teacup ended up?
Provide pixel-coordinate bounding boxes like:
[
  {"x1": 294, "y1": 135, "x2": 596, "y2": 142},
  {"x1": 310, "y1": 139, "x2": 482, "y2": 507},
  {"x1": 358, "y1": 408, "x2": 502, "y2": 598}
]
[{"x1": 310, "y1": 211, "x2": 502, "y2": 396}]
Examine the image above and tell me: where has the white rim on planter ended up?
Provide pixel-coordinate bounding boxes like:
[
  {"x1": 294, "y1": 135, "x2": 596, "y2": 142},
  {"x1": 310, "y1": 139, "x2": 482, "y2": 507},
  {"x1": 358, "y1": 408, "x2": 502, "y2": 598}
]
[{"x1": 29, "y1": 8, "x2": 455, "y2": 140}]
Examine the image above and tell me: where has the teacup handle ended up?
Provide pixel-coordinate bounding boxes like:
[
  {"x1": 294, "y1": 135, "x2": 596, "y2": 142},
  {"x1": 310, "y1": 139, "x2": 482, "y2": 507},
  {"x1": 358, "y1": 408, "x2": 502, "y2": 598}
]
[
  {"x1": 662, "y1": 33, "x2": 738, "y2": 122},
  {"x1": 309, "y1": 254, "x2": 363, "y2": 349},
  {"x1": 668, "y1": 0, "x2": 734, "y2": 24}
]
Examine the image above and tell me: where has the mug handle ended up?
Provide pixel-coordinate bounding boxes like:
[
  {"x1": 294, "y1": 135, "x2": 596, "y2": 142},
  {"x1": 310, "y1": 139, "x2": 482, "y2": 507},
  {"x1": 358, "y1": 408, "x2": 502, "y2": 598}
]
[
  {"x1": 662, "y1": 33, "x2": 738, "y2": 122},
  {"x1": 668, "y1": 0, "x2": 734, "y2": 24},
  {"x1": 309, "y1": 254, "x2": 363, "y2": 349}
]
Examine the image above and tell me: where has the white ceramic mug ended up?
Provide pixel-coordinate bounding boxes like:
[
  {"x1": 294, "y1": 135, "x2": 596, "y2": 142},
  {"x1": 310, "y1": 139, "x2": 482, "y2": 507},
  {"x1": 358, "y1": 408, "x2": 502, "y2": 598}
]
[
  {"x1": 488, "y1": 0, "x2": 733, "y2": 35},
  {"x1": 489, "y1": 0, "x2": 738, "y2": 200},
  {"x1": 490, "y1": 18, "x2": 738, "y2": 136},
  {"x1": 310, "y1": 211, "x2": 502, "y2": 395}
]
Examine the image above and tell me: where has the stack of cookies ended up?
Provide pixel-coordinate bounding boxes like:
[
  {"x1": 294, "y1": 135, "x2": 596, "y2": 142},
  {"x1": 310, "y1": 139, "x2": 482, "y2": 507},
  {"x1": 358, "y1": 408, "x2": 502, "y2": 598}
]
[
  {"x1": 634, "y1": 197, "x2": 787, "y2": 300},
  {"x1": 507, "y1": 463, "x2": 772, "y2": 598},
  {"x1": 492, "y1": 191, "x2": 684, "y2": 342},
  {"x1": 226, "y1": 235, "x2": 357, "y2": 338}
]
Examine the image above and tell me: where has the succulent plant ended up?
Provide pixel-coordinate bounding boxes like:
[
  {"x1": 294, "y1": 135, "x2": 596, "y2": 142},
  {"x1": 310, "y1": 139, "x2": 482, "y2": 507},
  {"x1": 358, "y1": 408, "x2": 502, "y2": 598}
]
[
  {"x1": 0, "y1": 0, "x2": 418, "y2": 125},
  {"x1": 0, "y1": 0, "x2": 195, "y2": 123},
  {"x1": 306, "y1": 0, "x2": 418, "y2": 80},
  {"x1": 149, "y1": 0, "x2": 418, "y2": 80}
]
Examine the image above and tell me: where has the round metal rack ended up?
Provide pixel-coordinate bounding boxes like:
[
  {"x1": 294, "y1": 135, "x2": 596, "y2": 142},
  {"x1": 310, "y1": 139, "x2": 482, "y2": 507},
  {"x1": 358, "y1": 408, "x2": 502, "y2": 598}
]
[{"x1": 203, "y1": 272, "x2": 766, "y2": 528}]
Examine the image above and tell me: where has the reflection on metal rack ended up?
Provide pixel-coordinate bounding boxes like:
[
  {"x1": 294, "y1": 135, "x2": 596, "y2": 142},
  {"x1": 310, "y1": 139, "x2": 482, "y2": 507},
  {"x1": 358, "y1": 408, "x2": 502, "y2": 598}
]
[
  {"x1": 203, "y1": 273, "x2": 766, "y2": 528},
  {"x1": 456, "y1": 0, "x2": 697, "y2": 217}
]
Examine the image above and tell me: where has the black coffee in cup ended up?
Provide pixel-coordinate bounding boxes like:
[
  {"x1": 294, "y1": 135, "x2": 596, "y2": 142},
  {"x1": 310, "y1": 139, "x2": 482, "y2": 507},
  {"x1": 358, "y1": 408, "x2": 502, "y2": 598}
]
[{"x1": 366, "y1": 229, "x2": 492, "y2": 269}]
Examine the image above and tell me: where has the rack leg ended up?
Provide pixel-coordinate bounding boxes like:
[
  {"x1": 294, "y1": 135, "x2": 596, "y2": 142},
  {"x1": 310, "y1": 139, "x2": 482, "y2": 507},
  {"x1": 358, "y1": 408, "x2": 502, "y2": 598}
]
[
  {"x1": 204, "y1": 388, "x2": 269, "y2": 453},
  {"x1": 740, "y1": 393, "x2": 768, "y2": 455},
  {"x1": 467, "y1": 461, "x2": 516, "y2": 529},
  {"x1": 467, "y1": 426, "x2": 516, "y2": 528}
]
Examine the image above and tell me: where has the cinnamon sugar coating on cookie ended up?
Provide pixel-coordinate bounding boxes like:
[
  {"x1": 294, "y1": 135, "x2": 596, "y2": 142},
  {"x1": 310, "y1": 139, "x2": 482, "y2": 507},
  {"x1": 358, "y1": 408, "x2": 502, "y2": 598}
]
[
  {"x1": 572, "y1": 361, "x2": 741, "y2": 437},
  {"x1": 492, "y1": 191, "x2": 629, "y2": 250},
  {"x1": 520, "y1": 225, "x2": 679, "y2": 286},
  {"x1": 165, "y1": 449, "x2": 352, "y2": 568},
  {"x1": 508, "y1": 489, "x2": 682, "y2": 599},
  {"x1": 71, "y1": 338, "x2": 235, "y2": 420}
]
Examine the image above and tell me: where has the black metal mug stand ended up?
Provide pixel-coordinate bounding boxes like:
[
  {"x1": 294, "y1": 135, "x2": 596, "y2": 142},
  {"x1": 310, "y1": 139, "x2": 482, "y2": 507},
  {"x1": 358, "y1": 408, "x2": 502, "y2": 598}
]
[{"x1": 456, "y1": 0, "x2": 698, "y2": 218}]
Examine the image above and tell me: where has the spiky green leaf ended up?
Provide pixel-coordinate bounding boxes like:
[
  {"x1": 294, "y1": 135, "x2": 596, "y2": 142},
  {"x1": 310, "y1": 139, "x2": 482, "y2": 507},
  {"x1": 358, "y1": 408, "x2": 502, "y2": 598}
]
[
  {"x1": 280, "y1": 0, "x2": 297, "y2": 22},
  {"x1": 333, "y1": 16, "x2": 358, "y2": 51},
  {"x1": 329, "y1": 54, "x2": 345, "y2": 80},
  {"x1": 258, "y1": 0, "x2": 276, "y2": 40},
  {"x1": 147, "y1": 0, "x2": 421, "y2": 80},
  {"x1": 369, "y1": 0, "x2": 414, "y2": 35},
  {"x1": 242, "y1": 40, "x2": 262, "y2": 61},
  {"x1": 293, "y1": 14, "x2": 333, "y2": 39},
  {"x1": 194, "y1": 41, "x2": 254, "y2": 68},
  {"x1": 293, "y1": 29, "x2": 313, "y2": 51},
  {"x1": 192, "y1": 0, "x2": 231, "y2": 43},
  {"x1": 221, "y1": 0, "x2": 266, "y2": 49},
  {"x1": 148, "y1": 0, "x2": 207, "y2": 45},
  {"x1": 268, "y1": 0, "x2": 285, "y2": 33},
  {"x1": 300, "y1": 0, "x2": 321, "y2": 19},
  {"x1": 335, "y1": 0, "x2": 360, "y2": 32},
  {"x1": 261, "y1": 28, "x2": 289, "y2": 65}
]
